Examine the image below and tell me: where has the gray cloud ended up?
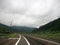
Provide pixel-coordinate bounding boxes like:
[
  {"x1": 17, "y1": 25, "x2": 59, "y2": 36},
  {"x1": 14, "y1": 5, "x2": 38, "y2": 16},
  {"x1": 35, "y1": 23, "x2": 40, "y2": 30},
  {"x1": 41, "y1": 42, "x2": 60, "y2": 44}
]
[
  {"x1": 0, "y1": 0, "x2": 60, "y2": 28},
  {"x1": 0, "y1": 0, "x2": 28, "y2": 14}
]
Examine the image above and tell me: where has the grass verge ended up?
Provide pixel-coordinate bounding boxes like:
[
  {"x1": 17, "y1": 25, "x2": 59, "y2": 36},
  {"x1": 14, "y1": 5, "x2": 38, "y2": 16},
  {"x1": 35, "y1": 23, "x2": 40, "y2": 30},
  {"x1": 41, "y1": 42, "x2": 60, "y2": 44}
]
[
  {"x1": 0, "y1": 33, "x2": 17, "y2": 38},
  {"x1": 21, "y1": 31, "x2": 60, "y2": 43}
]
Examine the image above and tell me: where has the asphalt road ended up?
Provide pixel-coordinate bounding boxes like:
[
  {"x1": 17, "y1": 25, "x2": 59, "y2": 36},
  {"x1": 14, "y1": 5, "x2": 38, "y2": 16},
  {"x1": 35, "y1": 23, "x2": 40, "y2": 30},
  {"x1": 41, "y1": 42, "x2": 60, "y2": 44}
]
[
  {"x1": 0, "y1": 35, "x2": 44, "y2": 45},
  {"x1": 0, "y1": 39, "x2": 18, "y2": 45},
  {"x1": 16, "y1": 35, "x2": 44, "y2": 45},
  {"x1": 24, "y1": 36, "x2": 44, "y2": 45},
  {"x1": 18, "y1": 36, "x2": 44, "y2": 45},
  {"x1": 18, "y1": 36, "x2": 28, "y2": 45},
  {"x1": 1, "y1": 35, "x2": 59, "y2": 45}
]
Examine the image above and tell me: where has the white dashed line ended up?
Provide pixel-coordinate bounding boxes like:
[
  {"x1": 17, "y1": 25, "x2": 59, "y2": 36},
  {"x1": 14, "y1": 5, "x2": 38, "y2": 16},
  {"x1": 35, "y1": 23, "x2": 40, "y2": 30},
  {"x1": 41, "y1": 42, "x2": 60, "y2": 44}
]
[
  {"x1": 15, "y1": 35, "x2": 21, "y2": 45},
  {"x1": 23, "y1": 36, "x2": 30, "y2": 45}
]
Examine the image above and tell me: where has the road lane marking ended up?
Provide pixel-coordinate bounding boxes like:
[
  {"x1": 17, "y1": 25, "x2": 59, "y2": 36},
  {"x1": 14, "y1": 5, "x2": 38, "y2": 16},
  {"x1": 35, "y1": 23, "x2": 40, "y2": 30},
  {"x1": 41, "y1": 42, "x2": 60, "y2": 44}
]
[
  {"x1": 15, "y1": 35, "x2": 21, "y2": 45},
  {"x1": 9, "y1": 38, "x2": 19, "y2": 39},
  {"x1": 23, "y1": 36, "x2": 30, "y2": 45}
]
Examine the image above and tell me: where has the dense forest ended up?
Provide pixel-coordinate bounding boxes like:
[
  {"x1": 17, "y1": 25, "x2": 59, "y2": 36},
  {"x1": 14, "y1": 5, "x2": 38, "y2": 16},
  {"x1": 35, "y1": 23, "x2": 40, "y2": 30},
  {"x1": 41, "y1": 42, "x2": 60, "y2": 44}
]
[
  {"x1": 11, "y1": 26, "x2": 35, "y2": 32},
  {"x1": 0, "y1": 23, "x2": 11, "y2": 34},
  {"x1": 32, "y1": 18, "x2": 60, "y2": 33},
  {"x1": 0, "y1": 23, "x2": 35, "y2": 33}
]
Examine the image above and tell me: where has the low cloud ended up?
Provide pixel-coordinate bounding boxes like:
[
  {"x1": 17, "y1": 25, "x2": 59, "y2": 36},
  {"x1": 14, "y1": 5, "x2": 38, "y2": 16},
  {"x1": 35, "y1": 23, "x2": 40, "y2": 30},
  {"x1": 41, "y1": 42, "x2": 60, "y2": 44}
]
[{"x1": 0, "y1": 0, "x2": 60, "y2": 28}]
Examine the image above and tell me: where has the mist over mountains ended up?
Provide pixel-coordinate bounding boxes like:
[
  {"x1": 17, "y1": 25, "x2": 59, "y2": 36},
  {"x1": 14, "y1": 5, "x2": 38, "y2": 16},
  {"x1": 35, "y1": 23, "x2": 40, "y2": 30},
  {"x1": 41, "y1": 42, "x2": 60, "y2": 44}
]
[
  {"x1": 0, "y1": 23, "x2": 35, "y2": 33},
  {"x1": 11, "y1": 26, "x2": 35, "y2": 32},
  {"x1": 0, "y1": 17, "x2": 60, "y2": 33},
  {"x1": 32, "y1": 18, "x2": 60, "y2": 32}
]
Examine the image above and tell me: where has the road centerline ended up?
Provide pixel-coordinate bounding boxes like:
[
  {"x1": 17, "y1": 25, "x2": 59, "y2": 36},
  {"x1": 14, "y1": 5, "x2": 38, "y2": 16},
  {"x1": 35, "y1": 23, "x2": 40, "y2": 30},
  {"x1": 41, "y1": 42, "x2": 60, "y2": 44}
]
[
  {"x1": 15, "y1": 35, "x2": 21, "y2": 45},
  {"x1": 23, "y1": 36, "x2": 30, "y2": 45}
]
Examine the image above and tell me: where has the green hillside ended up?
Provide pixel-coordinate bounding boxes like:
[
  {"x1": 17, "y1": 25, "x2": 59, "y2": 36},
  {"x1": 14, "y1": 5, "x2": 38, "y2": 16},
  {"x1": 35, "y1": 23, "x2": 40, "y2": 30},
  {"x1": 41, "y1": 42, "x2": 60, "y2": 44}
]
[
  {"x1": 30, "y1": 18, "x2": 60, "y2": 42},
  {"x1": 0, "y1": 23, "x2": 11, "y2": 34},
  {"x1": 0, "y1": 23, "x2": 18, "y2": 38},
  {"x1": 32, "y1": 18, "x2": 60, "y2": 33}
]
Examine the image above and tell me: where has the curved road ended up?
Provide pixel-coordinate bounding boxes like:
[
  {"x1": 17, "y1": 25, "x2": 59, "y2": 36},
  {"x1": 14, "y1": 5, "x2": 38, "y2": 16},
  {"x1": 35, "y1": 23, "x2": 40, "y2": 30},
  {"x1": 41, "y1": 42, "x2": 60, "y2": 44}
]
[
  {"x1": 0, "y1": 35, "x2": 60, "y2": 45},
  {"x1": 17, "y1": 35, "x2": 44, "y2": 45}
]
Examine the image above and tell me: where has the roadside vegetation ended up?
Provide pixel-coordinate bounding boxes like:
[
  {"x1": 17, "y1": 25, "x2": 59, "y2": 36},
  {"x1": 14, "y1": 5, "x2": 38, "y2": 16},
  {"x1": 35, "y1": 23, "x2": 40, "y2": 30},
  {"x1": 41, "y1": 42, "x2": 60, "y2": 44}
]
[
  {"x1": 30, "y1": 18, "x2": 60, "y2": 43},
  {"x1": 20, "y1": 31, "x2": 60, "y2": 43},
  {"x1": 21, "y1": 18, "x2": 60, "y2": 43},
  {"x1": 3, "y1": 33, "x2": 17, "y2": 38},
  {"x1": 0, "y1": 23, "x2": 17, "y2": 38},
  {"x1": 26, "y1": 31, "x2": 60, "y2": 43}
]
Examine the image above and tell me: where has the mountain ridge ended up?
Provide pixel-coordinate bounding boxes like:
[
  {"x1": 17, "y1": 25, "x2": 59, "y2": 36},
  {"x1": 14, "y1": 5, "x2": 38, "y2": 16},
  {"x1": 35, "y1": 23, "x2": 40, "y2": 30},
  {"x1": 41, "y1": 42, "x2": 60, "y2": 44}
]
[
  {"x1": 11, "y1": 26, "x2": 35, "y2": 32},
  {"x1": 32, "y1": 18, "x2": 60, "y2": 32}
]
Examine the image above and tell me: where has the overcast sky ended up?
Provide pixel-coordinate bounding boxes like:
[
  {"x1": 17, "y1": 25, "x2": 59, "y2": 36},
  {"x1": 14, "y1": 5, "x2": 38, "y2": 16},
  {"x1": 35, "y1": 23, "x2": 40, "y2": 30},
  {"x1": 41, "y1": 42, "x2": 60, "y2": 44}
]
[{"x1": 0, "y1": 0, "x2": 60, "y2": 28}]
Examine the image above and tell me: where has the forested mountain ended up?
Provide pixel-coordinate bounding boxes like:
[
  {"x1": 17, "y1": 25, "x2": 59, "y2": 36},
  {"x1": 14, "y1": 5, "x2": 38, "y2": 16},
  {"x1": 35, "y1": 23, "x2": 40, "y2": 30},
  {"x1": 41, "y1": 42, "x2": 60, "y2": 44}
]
[
  {"x1": 32, "y1": 18, "x2": 60, "y2": 32},
  {"x1": 0, "y1": 23, "x2": 11, "y2": 33},
  {"x1": 11, "y1": 26, "x2": 35, "y2": 32},
  {"x1": 0, "y1": 23, "x2": 35, "y2": 33}
]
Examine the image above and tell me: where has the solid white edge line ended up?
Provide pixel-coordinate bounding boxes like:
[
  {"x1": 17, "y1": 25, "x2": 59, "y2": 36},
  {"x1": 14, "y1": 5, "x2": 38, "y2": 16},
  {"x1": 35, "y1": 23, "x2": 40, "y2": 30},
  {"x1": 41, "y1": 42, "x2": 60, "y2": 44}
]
[
  {"x1": 15, "y1": 35, "x2": 21, "y2": 45},
  {"x1": 23, "y1": 36, "x2": 30, "y2": 45}
]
